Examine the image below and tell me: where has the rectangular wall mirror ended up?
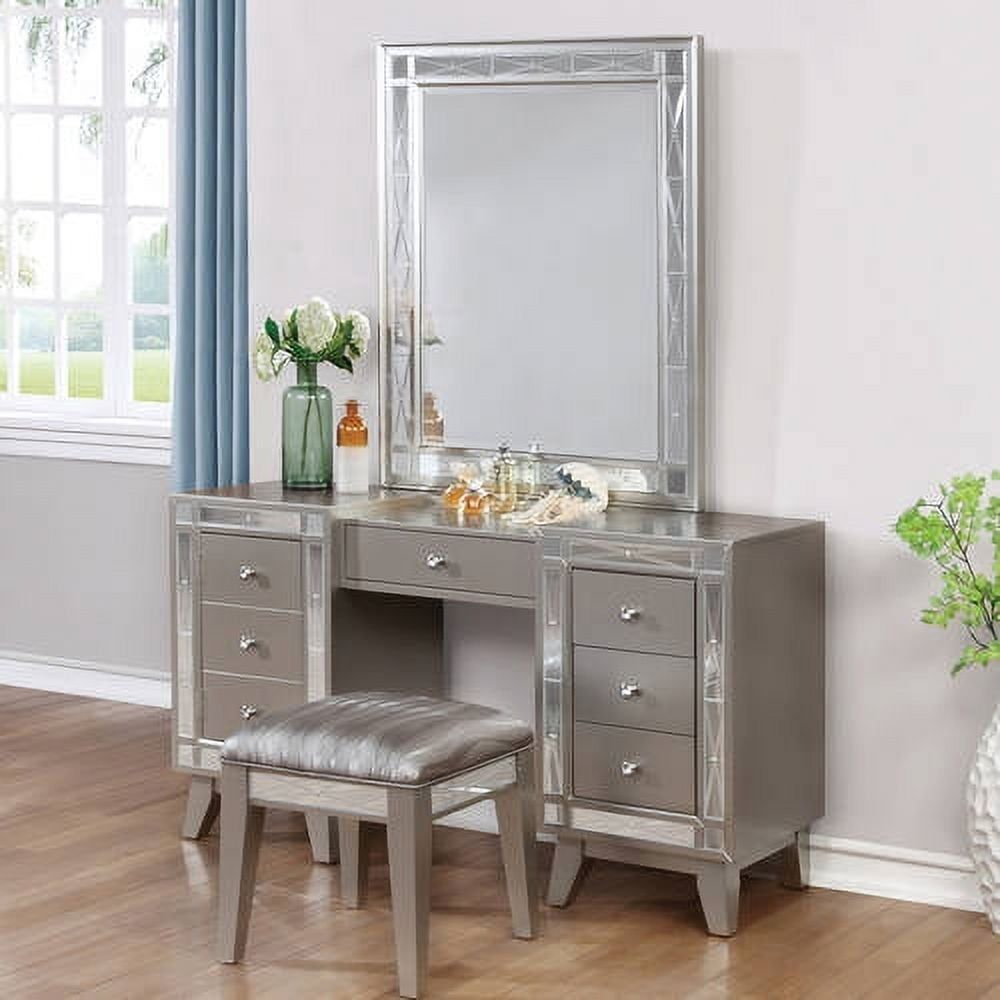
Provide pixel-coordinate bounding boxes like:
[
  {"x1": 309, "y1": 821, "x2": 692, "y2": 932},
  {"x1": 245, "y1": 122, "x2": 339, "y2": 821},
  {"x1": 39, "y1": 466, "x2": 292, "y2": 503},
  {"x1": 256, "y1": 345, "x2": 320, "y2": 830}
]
[{"x1": 378, "y1": 38, "x2": 703, "y2": 508}]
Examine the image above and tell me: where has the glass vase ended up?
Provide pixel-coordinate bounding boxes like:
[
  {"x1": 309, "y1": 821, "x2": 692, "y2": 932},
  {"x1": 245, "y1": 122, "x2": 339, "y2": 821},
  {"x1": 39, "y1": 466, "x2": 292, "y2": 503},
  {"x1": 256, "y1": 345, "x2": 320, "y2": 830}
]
[{"x1": 282, "y1": 362, "x2": 332, "y2": 489}]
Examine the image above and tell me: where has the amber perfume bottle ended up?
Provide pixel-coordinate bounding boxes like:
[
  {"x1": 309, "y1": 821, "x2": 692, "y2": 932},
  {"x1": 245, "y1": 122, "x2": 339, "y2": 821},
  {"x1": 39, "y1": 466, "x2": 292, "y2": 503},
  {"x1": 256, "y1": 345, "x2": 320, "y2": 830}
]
[
  {"x1": 458, "y1": 482, "x2": 492, "y2": 518},
  {"x1": 493, "y1": 442, "x2": 518, "y2": 513},
  {"x1": 335, "y1": 400, "x2": 369, "y2": 494}
]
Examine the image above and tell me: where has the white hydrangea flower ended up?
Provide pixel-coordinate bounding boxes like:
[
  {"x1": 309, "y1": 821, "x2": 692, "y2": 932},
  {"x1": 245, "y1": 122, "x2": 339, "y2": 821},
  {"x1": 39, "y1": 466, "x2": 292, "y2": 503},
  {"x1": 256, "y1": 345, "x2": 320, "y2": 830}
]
[
  {"x1": 345, "y1": 309, "x2": 371, "y2": 358},
  {"x1": 297, "y1": 296, "x2": 337, "y2": 353},
  {"x1": 253, "y1": 330, "x2": 275, "y2": 381}
]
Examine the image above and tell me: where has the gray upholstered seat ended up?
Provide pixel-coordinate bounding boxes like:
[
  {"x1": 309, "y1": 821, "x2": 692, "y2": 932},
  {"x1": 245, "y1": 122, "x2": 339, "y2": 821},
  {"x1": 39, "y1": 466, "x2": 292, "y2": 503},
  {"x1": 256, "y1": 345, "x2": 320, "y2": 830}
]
[{"x1": 221, "y1": 690, "x2": 533, "y2": 786}]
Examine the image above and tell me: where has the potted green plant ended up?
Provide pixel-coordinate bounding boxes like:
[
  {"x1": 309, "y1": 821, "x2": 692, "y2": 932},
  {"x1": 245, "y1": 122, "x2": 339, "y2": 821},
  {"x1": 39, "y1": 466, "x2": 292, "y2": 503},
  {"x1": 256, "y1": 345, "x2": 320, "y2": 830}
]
[
  {"x1": 253, "y1": 297, "x2": 370, "y2": 489},
  {"x1": 894, "y1": 472, "x2": 999, "y2": 931}
]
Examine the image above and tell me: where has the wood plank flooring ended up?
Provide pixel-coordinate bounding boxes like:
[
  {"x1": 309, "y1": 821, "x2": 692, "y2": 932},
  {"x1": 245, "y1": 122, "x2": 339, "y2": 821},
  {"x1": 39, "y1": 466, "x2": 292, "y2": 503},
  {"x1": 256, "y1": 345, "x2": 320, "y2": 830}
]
[{"x1": 0, "y1": 685, "x2": 996, "y2": 998}]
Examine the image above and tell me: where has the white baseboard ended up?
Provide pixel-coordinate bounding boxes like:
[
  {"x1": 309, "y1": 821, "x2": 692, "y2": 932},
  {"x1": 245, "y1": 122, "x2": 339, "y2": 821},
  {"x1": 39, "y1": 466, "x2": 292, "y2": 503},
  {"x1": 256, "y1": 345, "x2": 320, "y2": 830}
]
[
  {"x1": 801, "y1": 834, "x2": 981, "y2": 913},
  {"x1": 0, "y1": 650, "x2": 171, "y2": 708},
  {"x1": 0, "y1": 653, "x2": 983, "y2": 915}
]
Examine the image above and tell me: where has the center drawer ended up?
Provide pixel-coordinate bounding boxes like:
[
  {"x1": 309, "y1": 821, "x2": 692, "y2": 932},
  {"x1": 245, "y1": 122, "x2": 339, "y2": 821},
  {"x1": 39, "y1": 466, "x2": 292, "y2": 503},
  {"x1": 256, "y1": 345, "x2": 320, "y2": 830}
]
[
  {"x1": 344, "y1": 525, "x2": 535, "y2": 599},
  {"x1": 572, "y1": 569, "x2": 695, "y2": 657},
  {"x1": 202, "y1": 673, "x2": 305, "y2": 742},
  {"x1": 201, "y1": 602, "x2": 304, "y2": 682},
  {"x1": 574, "y1": 646, "x2": 695, "y2": 736}
]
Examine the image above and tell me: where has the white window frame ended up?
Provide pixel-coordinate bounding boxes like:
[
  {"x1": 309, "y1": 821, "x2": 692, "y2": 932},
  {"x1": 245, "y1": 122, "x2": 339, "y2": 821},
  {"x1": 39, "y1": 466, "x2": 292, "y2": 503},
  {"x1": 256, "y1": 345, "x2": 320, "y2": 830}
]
[{"x1": 0, "y1": 0, "x2": 175, "y2": 465}]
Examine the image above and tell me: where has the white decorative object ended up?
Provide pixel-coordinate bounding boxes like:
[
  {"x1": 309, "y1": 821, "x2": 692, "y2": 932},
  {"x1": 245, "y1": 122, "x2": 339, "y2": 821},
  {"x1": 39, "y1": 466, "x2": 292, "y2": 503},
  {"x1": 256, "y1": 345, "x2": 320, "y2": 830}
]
[
  {"x1": 507, "y1": 462, "x2": 609, "y2": 526},
  {"x1": 968, "y1": 701, "x2": 1000, "y2": 932}
]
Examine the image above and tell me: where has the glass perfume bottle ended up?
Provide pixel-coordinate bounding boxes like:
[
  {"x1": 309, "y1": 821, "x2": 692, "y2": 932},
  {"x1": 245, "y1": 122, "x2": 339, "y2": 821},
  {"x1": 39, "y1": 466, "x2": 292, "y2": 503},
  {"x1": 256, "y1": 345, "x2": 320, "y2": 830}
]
[
  {"x1": 442, "y1": 482, "x2": 467, "y2": 509},
  {"x1": 522, "y1": 440, "x2": 544, "y2": 497},
  {"x1": 458, "y1": 481, "x2": 492, "y2": 518},
  {"x1": 493, "y1": 442, "x2": 518, "y2": 513},
  {"x1": 335, "y1": 399, "x2": 369, "y2": 494}
]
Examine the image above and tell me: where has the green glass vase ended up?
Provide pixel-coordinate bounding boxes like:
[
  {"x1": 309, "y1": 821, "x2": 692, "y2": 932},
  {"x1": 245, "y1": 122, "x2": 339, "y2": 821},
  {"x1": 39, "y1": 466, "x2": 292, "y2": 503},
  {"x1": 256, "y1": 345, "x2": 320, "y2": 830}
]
[{"x1": 282, "y1": 362, "x2": 332, "y2": 489}]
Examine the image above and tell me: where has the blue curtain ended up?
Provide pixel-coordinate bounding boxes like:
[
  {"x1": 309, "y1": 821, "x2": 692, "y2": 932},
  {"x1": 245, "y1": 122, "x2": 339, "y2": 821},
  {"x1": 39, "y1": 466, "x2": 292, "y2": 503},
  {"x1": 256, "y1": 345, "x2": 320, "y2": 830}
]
[{"x1": 172, "y1": 0, "x2": 249, "y2": 490}]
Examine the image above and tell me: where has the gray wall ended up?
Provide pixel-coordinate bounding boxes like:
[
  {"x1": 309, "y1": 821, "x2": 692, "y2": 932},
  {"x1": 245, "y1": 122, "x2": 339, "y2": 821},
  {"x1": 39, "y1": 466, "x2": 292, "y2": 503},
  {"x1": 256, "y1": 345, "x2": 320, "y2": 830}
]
[
  {"x1": 246, "y1": 0, "x2": 1000, "y2": 859},
  {"x1": 0, "y1": 457, "x2": 170, "y2": 675}
]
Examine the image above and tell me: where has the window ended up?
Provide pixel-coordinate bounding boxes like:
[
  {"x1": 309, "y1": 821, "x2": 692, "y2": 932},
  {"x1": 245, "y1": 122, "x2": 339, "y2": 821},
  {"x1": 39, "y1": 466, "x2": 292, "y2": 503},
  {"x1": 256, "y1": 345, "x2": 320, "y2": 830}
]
[{"x1": 0, "y1": 0, "x2": 174, "y2": 460}]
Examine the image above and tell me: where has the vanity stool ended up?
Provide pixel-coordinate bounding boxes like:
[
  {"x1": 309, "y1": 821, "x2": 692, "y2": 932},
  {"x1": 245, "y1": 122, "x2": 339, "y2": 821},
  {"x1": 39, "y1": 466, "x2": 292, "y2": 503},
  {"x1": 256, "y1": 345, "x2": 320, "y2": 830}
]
[{"x1": 216, "y1": 691, "x2": 538, "y2": 999}]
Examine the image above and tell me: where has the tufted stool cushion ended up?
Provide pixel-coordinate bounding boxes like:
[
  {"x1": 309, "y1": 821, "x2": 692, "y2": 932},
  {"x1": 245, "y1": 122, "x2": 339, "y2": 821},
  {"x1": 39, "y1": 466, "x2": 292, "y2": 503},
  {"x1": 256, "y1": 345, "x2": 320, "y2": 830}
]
[{"x1": 220, "y1": 690, "x2": 533, "y2": 786}]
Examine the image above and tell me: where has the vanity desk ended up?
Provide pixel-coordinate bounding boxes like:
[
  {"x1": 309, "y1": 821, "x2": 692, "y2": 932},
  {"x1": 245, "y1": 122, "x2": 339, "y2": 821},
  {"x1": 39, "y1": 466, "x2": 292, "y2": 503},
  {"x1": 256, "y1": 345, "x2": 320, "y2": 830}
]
[
  {"x1": 170, "y1": 35, "x2": 825, "y2": 936},
  {"x1": 170, "y1": 484, "x2": 823, "y2": 935}
]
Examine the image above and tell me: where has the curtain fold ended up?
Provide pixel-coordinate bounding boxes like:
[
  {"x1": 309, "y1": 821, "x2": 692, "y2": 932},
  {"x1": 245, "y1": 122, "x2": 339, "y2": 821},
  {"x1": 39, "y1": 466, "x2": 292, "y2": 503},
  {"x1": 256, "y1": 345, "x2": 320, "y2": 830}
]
[{"x1": 172, "y1": 0, "x2": 249, "y2": 490}]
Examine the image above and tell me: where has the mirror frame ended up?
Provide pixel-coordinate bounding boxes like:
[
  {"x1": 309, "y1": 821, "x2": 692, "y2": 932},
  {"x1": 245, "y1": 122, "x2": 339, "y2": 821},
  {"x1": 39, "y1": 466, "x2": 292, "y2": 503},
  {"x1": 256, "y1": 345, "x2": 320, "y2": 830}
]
[{"x1": 377, "y1": 37, "x2": 704, "y2": 509}]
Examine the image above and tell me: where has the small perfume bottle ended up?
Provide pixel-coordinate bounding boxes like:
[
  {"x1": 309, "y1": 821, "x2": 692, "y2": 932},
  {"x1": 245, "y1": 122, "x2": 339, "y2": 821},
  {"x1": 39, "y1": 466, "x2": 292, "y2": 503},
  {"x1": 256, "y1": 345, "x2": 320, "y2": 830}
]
[
  {"x1": 493, "y1": 442, "x2": 518, "y2": 513},
  {"x1": 335, "y1": 400, "x2": 369, "y2": 494},
  {"x1": 522, "y1": 441, "x2": 543, "y2": 497},
  {"x1": 458, "y1": 481, "x2": 492, "y2": 518}
]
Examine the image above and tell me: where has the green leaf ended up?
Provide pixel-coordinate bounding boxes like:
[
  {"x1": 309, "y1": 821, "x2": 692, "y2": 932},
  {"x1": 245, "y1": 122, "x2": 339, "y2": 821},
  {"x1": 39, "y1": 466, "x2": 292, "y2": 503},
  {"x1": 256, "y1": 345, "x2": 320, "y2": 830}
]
[{"x1": 264, "y1": 316, "x2": 280, "y2": 348}]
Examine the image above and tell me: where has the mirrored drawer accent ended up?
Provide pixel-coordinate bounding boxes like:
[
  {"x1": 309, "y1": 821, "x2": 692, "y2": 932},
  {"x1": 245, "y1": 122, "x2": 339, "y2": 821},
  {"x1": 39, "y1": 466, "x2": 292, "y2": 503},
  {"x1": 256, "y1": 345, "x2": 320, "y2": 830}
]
[
  {"x1": 201, "y1": 532, "x2": 301, "y2": 610},
  {"x1": 344, "y1": 525, "x2": 535, "y2": 599},
  {"x1": 201, "y1": 603, "x2": 304, "y2": 682},
  {"x1": 572, "y1": 569, "x2": 694, "y2": 657},
  {"x1": 202, "y1": 673, "x2": 305, "y2": 742},
  {"x1": 573, "y1": 646, "x2": 695, "y2": 736},
  {"x1": 573, "y1": 721, "x2": 695, "y2": 814}
]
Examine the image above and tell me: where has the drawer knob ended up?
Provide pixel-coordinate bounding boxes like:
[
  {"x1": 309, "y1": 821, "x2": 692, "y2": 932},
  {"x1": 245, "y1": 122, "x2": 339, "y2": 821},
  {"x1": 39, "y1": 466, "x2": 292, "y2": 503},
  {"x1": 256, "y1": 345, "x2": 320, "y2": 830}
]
[
  {"x1": 240, "y1": 704, "x2": 260, "y2": 721},
  {"x1": 620, "y1": 759, "x2": 641, "y2": 778},
  {"x1": 618, "y1": 680, "x2": 642, "y2": 700},
  {"x1": 425, "y1": 552, "x2": 447, "y2": 569},
  {"x1": 238, "y1": 564, "x2": 257, "y2": 582},
  {"x1": 619, "y1": 605, "x2": 642, "y2": 623},
  {"x1": 238, "y1": 632, "x2": 258, "y2": 654}
]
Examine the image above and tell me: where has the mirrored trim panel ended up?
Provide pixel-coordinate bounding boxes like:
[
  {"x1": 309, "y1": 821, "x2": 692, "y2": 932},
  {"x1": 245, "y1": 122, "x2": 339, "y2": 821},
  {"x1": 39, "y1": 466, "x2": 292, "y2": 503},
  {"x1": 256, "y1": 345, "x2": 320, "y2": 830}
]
[{"x1": 377, "y1": 38, "x2": 704, "y2": 509}]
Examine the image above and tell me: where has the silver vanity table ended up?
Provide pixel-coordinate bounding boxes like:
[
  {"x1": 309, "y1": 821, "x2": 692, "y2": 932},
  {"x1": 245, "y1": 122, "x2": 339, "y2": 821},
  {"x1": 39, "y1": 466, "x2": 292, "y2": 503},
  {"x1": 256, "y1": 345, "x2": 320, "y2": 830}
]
[{"x1": 169, "y1": 37, "x2": 825, "y2": 935}]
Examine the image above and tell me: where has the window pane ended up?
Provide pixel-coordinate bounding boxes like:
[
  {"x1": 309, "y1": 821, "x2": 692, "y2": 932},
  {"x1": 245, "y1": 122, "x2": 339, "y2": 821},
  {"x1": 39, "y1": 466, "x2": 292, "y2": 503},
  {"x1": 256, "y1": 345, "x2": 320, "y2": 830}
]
[
  {"x1": 14, "y1": 210, "x2": 54, "y2": 297},
  {"x1": 126, "y1": 17, "x2": 170, "y2": 108},
  {"x1": 11, "y1": 16, "x2": 55, "y2": 104},
  {"x1": 60, "y1": 16, "x2": 101, "y2": 105},
  {"x1": 132, "y1": 314, "x2": 169, "y2": 402},
  {"x1": 0, "y1": 312, "x2": 7, "y2": 393},
  {"x1": 59, "y1": 114, "x2": 102, "y2": 203},
  {"x1": 0, "y1": 215, "x2": 8, "y2": 290},
  {"x1": 129, "y1": 216, "x2": 167, "y2": 304},
  {"x1": 67, "y1": 309, "x2": 102, "y2": 398},
  {"x1": 61, "y1": 212, "x2": 101, "y2": 298},
  {"x1": 12, "y1": 114, "x2": 54, "y2": 201},
  {"x1": 17, "y1": 306, "x2": 55, "y2": 396},
  {"x1": 126, "y1": 116, "x2": 168, "y2": 205}
]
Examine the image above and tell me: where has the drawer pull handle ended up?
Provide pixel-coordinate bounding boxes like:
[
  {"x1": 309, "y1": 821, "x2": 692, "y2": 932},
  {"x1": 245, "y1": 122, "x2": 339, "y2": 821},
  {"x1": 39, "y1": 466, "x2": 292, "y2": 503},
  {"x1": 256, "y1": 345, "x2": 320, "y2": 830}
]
[
  {"x1": 619, "y1": 605, "x2": 642, "y2": 623},
  {"x1": 240, "y1": 704, "x2": 260, "y2": 721},
  {"x1": 620, "y1": 759, "x2": 641, "y2": 778},
  {"x1": 425, "y1": 552, "x2": 447, "y2": 569},
  {"x1": 618, "y1": 680, "x2": 642, "y2": 700},
  {"x1": 238, "y1": 564, "x2": 257, "y2": 582},
  {"x1": 238, "y1": 633, "x2": 258, "y2": 654}
]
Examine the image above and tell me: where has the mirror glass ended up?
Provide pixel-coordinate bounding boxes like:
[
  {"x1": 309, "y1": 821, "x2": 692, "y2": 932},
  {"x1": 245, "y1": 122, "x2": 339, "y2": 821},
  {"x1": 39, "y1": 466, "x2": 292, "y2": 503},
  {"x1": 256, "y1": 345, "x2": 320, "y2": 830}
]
[{"x1": 422, "y1": 83, "x2": 659, "y2": 460}]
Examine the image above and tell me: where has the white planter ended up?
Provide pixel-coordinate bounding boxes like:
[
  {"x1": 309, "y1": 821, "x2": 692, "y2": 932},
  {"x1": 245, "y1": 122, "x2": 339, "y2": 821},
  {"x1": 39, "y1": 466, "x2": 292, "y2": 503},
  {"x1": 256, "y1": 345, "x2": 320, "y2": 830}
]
[{"x1": 968, "y1": 700, "x2": 1000, "y2": 933}]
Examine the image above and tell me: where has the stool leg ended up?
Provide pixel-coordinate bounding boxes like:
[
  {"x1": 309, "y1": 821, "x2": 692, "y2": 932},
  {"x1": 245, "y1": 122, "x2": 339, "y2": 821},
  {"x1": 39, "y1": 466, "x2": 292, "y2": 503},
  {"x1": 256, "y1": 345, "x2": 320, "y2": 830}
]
[
  {"x1": 305, "y1": 810, "x2": 339, "y2": 864},
  {"x1": 387, "y1": 788, "x2": 432, "y2": 999},
  {"x1": 217, "y1": 764, "x2": 266, "y2": 963},
  {"x1": 338, "y1": 817, "x2": 370, "y2": 908},
  {"x1": 494, "y1": 749, "x2": 539, "y2": 939}
]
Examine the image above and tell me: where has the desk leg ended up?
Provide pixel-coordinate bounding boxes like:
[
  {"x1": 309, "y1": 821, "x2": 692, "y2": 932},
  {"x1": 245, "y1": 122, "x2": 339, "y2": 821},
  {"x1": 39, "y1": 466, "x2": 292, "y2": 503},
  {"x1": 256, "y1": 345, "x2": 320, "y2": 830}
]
[
  {"x1": 181, "y1": 775, "x2": 219, "y2": 840},
  {"x1": 697, "y1": 862, "x2": 741, "y2": 936},
  {"x1": 305, "y1": 811, "x2": 340, "y2": 864},
  {"x1": 781, "y1": 829, "x2": 810, "y2": 889},
  {"x1": 546, "y1": 835, "x2": 588, "y2": 907}
]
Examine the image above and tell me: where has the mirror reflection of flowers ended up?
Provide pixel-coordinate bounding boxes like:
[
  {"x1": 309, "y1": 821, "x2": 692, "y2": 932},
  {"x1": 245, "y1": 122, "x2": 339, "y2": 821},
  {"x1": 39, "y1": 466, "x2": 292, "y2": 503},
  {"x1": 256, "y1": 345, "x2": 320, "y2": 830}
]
[{"x1": 253, "y1": 296, "x2": 371, "y2": 382}]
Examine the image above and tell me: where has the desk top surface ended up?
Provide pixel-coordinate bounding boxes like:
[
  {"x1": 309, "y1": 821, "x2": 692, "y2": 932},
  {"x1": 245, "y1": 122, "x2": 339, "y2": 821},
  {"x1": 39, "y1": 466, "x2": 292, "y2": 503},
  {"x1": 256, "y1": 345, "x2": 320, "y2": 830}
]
[{"x1": 182, "y1": 483, "x2": 820, "y2": 545}]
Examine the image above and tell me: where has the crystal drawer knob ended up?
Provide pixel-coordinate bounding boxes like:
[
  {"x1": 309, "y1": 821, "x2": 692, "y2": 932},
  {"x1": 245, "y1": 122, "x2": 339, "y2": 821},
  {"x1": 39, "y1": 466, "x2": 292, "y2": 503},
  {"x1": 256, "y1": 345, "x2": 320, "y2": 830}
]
[
  {"x1": 618, "y1": 680, "x2": 642, "y2": 700},
  {"x1": 619, "y1": 605, "x2": 641, "y2": 623},
  {"x1": 238, "y1": 564, "x2": 257, "y2": 582},
  {"x1": 425, "y1": 552, "x2": 447, "y2": 569},
  {"x1": 620, "y1": 759, "x2": 641, "y2": 778},
  {"x1": 238, "y1": 633, "x2": 258, "y2": 654},
  {"x1": 240, "y1": 704, "x2": 259, "y2": 721}
]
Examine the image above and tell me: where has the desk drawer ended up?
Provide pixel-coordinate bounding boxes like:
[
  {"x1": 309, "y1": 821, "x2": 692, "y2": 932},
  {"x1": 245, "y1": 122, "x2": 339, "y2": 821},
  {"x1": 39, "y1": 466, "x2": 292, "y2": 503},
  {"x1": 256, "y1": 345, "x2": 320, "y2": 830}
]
[
  {"x1": 574, "y1": 646, "x2": 695, "y2": 736},
  {"x1": 201, "y1": 603, "x2": 304, "y2": 682},
  {"x1": 344, "y1": 525, "x2": 534, "y2": 599},
  {"x1": 574, "y1": 721, "x2": 695, "y2": 814},
  {"x1": 202, "y1": 673, "x2": 305, "y2": 742},
  {"x1": 201, "y1": 533, "x2": 301, "y2": 610},
  {"x1": 572, "y1": 570, "x2": 694, "y2": 657}
]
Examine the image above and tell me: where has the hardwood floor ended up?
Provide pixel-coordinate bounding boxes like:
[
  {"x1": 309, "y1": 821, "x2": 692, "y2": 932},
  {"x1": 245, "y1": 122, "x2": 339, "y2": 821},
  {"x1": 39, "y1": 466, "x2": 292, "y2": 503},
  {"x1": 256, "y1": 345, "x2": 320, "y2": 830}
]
[{"x1": 0, "y1": 685, "x2": 996, "y2": 999}]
